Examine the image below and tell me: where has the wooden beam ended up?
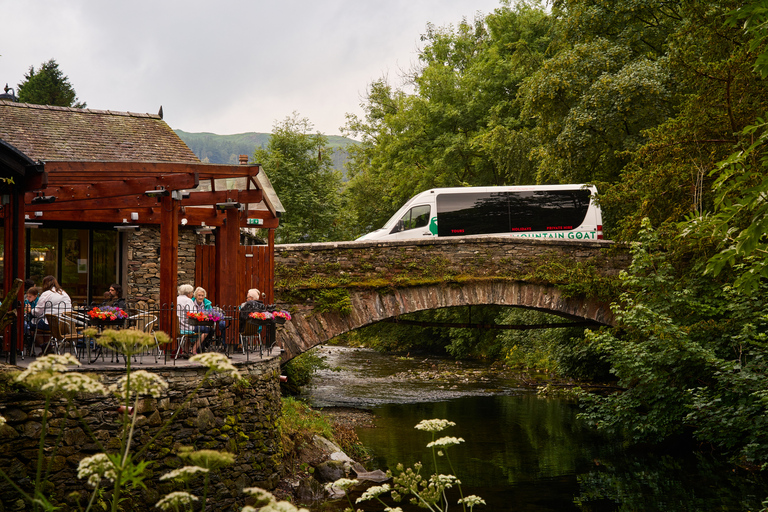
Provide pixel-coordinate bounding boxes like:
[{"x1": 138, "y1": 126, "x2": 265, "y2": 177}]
[
  {"x1": 26, "y1": 173, "x2": 199, "y2": 202},
  {"x1": 42, "y1": 161, "x2": 261, "y2": 182},
  {"x1": 29, "y1": 194, "x2": 177, "y2": 211},
  {"x1": 181, "y1": 189, "x2": 263, "y2": 207}
]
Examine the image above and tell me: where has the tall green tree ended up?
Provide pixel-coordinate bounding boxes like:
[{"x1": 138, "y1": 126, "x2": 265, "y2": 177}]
[
  {"x1": 343, "y1": 1, "x2": 552, "y2": 234},
  {"x1": 17, "y1": 59, "x2": 86, "y2": 108},
  {"x1": 254, "y1": 113, "x2": 349, "y2": 243}
]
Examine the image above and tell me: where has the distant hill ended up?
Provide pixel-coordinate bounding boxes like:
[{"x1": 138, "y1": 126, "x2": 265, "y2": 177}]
[{"x1": 175, "y1": 130, "x2": 358, "y2": 174}]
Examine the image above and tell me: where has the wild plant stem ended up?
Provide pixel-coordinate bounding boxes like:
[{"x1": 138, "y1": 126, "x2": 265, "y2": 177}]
[{"x1": 34, "y1": 394, "x2": 51, "y2": 511}]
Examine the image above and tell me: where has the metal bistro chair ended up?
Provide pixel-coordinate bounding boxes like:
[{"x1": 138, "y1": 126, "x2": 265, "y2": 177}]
[
  {"x1": 128, "y1": 312, "x2": 161, "y2": 363},
  {"x1": 44, "y1": 313, "x2": 83, "y2": 358},
  {"x1": 239, "y1": 319, "x2": 263, "y2": 357},
  {"x1": 60, "y1": 311, "x2": 89, "y2": 360},
  {"x1": 24, "y1": 316, "x2": 50, "y2": 359},
  {"x1": 174, "y1": 315, "x2": 200, "y2": 360}
]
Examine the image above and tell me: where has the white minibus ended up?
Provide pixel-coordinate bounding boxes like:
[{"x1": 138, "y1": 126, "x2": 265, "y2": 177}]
[{"x1": 356, "y1": 184, "x2": 603, "y2": 241}]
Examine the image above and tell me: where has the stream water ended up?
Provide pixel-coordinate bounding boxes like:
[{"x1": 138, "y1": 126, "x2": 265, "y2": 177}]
[{"x1": 301, "y1": 346, "x2": 768, "y2": 512}]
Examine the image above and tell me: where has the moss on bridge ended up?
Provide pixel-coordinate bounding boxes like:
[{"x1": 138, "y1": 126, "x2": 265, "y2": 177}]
[{"x1": 275, "y1": 239, "x2": 629, "y2": 315}]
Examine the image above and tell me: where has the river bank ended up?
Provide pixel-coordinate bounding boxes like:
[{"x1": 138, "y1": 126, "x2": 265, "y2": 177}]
[{"x1": 274, "y1": 345, "x2": 768, "y2": 512}]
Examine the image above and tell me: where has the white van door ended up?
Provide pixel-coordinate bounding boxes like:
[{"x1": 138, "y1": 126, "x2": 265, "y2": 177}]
[{"x1": 386, "y1": 204, "x2": 434, "y2": 240}]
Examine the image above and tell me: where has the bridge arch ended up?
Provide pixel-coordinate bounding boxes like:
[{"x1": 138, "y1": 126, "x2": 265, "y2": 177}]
[{"x1": 276, "y1": 280, "x2": 614, "y2": 361}]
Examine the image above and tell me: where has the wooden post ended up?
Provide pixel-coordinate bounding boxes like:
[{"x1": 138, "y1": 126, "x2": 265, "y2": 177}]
[
  {"x1": 267, "y1": 228, "x2": 275, "y2": 304},
  {"x1": 4, "y1": 188, "x2": 24, "y2": 364},
  {"x1": 214, "y1": 208, "x2": 240, "y2": 309},
  {"x1": 159, "y1": 195, "x2": 179, "y2": 343}
]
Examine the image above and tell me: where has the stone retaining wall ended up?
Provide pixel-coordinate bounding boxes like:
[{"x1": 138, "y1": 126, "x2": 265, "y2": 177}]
[{"x1": 0, "y1": 358, "x2": 283, "y2": 511}]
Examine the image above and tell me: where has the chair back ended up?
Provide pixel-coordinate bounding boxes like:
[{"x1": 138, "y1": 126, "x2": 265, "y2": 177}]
[
  {"x1": 133, "y1": 312, "x2": 157, "y2": 334},
  {"x1": 45, "y1": 314, "x2": 64, "y2": 340},
  {"x1": 241, "y1": 320, "x2": 261, "y2": 337}
]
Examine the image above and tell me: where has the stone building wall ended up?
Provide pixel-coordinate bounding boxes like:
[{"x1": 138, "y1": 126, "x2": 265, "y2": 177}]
[
  {"x1": 0, "y1": 358, "x2": 283, "y2": 511},
  {"x1": 125, "y1": 227, "x2": 203, "y2": 305}
]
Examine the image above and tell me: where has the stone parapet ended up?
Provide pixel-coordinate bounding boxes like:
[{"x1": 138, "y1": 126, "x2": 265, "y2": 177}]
[{"x1": 0, "y1": 358, "x2": 282, "y2": 511}]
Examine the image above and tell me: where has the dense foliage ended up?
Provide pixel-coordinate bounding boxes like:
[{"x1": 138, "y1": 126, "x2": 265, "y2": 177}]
[
  {"x1": 253, "y1": 113, "x2": 355, "y2": 243},
  {"x1": 324, "y1": 0, "x2": 768, "y2": 466},
  {"x1": 17, "y1": 59, "x2": 85, "y2": 108}
]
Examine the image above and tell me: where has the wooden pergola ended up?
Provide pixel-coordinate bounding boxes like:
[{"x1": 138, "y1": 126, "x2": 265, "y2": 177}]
[
  {"x1": 0, "y1": 101, "x2": 284, "y2": 364},
  {"x1": 20, "y1": 160, "x2": 281, "y2": 351}
]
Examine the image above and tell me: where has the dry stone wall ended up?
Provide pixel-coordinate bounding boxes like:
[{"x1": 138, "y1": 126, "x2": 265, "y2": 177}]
[
  {"x1": 125, "y1": 227, "x2": 202, "y2": 305},
  {"x1": 0, "y1": 358, "x2": 282, "y2": 511}
]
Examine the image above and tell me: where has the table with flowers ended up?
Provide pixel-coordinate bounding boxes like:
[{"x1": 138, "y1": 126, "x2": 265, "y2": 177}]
[{"x1": 86, "y1": 306, "x2": 129, "y2": 363}]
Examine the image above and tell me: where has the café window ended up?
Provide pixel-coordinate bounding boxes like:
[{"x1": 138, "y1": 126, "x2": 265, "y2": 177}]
[{"x1": 27, "y1": 227, "x2": 119, "y2": 305}]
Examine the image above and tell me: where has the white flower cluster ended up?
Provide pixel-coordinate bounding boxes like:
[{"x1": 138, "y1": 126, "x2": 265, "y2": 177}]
[
  {"x1": 0, "y1": 415, "x2": 5, "y2": 427},
  {"x1": 190, "y1": 352, "x2": 242, "y2": 379},
  {"x1": 458, "y1": 495, "x2": 486, "y2": 507},
  {"x1": 110, "y1": 370, "x2": 168, "y2": 398},
  {"x1": 432, "y1": 474, "x2": 460, "y2": 487},
  {"x1": 41, "y1": 373, "x2": 107, "y2": 395},
  {"x1": 159, "y1": 465, "x2": 209, "y2": 481},
  {"x1": 77, "y1": 453, "x2": 117, "y2": 487},
  {"x1": 243, "y1": 486, "x2": 276, "y2": 502},
  {"x1": 155, "y1": 491, "x2": 198, "y2": 510},
  {"x1": 356, "y1": 483, "x2": 391, "y2": 503},
  {"x1": 426, "y1": 436, "x2": 465, "y2": 449},
  {"x1": 16, "y1": 353, "x2": 80, "y2": 382},
  {"x1": 257, "y1": 501, "x2": 310, "y2": 512},
  {"x1": 325, "y1": 478, "x2": 358, "y2": 491},
  {"x1": 414, "y1": 419, "x2": 456, "y2": 432}
]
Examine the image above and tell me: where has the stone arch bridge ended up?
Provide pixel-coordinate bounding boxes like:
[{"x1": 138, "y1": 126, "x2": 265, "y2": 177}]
[{"x1": 272, "y1": 236, "x2": 630, "y2": 361}]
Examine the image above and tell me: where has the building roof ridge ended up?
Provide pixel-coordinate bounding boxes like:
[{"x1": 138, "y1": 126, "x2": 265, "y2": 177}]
[{"x1": 0, "y1": 99, "x2": 161, "y2": 119}]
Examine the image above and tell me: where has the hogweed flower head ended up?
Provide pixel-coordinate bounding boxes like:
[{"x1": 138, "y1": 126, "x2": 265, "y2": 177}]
[
  {"x1": 110, "y1": 370, "x2": 168, "y2": 399},
  {"x1": 243, "y1": 486, "x2": 276, "y2": 506},
  {"x1": 0, "y1": 415, "x2": 5, "y2": 427},
  {"x1": 356, "y1": 484, "x2": 391, "y2": 503},
  {"x1": 326, "y1": 478, "x2": 358, "y2": 491},
  {"x1": 414, "y1": 419, "x2": 455, "y2": 432},
  {"x1": 77, "y1": 453, "x2": 117, "y2": 487},
  {"x1": 177, "y1": 447, "x2": 235, "y2": 470},
  {"x1": 16, "y1": 353, "x2": 80, "y2": 383},
  {"x1": 41, "y1": 373, "x2": 107, "y2": 395},
  {"x1": 427, "y1": 436, "x2": 464, "y2": 449},
  {"x1": 155, "y1": 491, "x2": 198, "y2": 510},
  {"x1": 258, "y1": 502, "x2": 310, "y2": 512},
  {"x1": 190, "y1": 352, "x2": 241, "y2": 380},
  {"x1": 458, "y1": 495, "x2": 486, "y2": 508},
  {"x1": 159, "y1": 465, "x2": 209, "y2": 482}
]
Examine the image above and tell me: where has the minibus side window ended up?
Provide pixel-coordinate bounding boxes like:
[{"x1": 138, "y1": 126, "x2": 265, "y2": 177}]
[{"x1": 390, "y1": 205, "x2": 431, "y2": 234}]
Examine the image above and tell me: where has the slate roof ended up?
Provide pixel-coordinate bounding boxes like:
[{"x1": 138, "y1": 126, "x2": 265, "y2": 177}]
[{"x1": 0, "y1": 100, "x2": 199, "y2": 163}]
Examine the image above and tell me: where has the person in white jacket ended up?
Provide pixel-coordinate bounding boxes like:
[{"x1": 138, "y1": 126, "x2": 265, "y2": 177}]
[{"x1": 31, "y1": 275, "x2": 72, "y2": 354}]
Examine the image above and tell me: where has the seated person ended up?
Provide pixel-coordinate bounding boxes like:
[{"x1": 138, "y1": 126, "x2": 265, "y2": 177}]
[
  {"x1": 101, "y1": 283, "x2": 127, "y2": 310},
  {"x1": 192, "y1": 286, "x2": 228, "y2": 350},
  {"x1": 24, "y1": 286, "x2": 39, "y2": 336},
  {"x1": 31, "y1": 275, "x2": 72, "y2": 355},
  {"x1": 176, "y1": 284, "x2": 197, "y2": 351},
  {"x1": 239, "y1": 288, "x2": 266, "y2": 331}
]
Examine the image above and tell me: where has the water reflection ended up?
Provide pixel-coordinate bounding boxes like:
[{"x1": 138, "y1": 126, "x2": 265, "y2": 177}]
[{"x1": 305, "y1": 347, "x2": 768, "y2": 511}]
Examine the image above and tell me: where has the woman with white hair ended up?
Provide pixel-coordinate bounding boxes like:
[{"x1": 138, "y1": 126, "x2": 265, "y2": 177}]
[{"x1": 176, "y1": 283, "x2": 195, "y2": 337}]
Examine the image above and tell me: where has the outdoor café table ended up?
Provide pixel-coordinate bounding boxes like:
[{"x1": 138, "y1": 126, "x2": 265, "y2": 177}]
[
  {"x1": 188, "y1": 316, "x2": 232, "y2": 354},
  {"x1": 88, "y1": 317, "x2": 127, "y2": 364}
]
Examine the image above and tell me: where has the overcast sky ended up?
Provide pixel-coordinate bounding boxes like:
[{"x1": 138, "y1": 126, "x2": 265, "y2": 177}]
[{"x1": 1, "y1": 0, "x2": 503, "y2": 137}]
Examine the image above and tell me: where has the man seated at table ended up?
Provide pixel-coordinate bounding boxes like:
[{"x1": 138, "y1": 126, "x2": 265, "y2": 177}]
[
  {"x1": 238, "y1": 288, "x2": 266, "y2": 331},
  {"x1": 101, "y1": 283, "x2": 127, "y2": 310}
]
